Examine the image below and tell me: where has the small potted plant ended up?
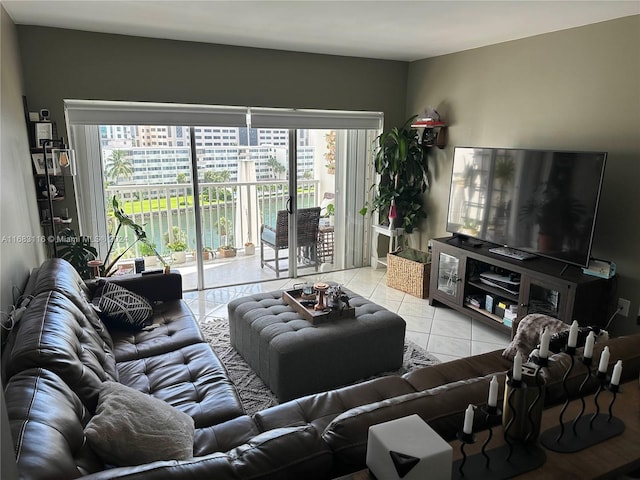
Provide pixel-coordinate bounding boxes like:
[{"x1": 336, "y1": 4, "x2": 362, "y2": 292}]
[
  {"x1": 201, "y1": 246, "x2": 214, "y2": 261},
  {"x1": 325, "y1": 203, "x2": 335, "y2": 227},
  {"x1": 164, "y1": 227, "x2": 188, "y2": 264},
  {"x1": 244, "y1": 241, "x2": 255, "y2": 256},
  {"x1": 218, "y1": 245, "x2": 237, "y2": 258},
  {"x1": 139, "y1": 241, "x2": 159, "y2": 267}
]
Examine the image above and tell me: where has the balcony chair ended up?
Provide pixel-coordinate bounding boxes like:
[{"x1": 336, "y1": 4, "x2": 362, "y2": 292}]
[{"x1": 260, "y1": 207, "x2": 321, "y2": 278}]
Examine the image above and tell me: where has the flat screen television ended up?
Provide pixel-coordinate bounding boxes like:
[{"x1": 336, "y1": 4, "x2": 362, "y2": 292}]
[{"x1": 446, "y1": 147, "x2": 607, "y2": 267}]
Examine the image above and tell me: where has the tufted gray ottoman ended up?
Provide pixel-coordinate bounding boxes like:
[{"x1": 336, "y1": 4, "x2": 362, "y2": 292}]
[{"x1": 228, "y1": 290, "x2": 406, "y2": 401}]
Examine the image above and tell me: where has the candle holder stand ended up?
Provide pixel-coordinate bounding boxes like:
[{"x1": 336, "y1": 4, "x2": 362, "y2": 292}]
[
  {"x1": 451, "y1": 372, "x2": 546, "y2": 480},
  {"x1": 571, "y1": 356, "x2": 593, "y2": 436},
  {"x1": 503, "y1": 364, "x2": 545, "y2": 446},
  {"x1": 541, "y1": 364, "x2": 625, "y2": 452},
  {"x1": 454, "y1": 431, "x2": 476, "y2": 478},
  {"x1": 452, "y1": 411, "x2": 545, "y2": 480}
]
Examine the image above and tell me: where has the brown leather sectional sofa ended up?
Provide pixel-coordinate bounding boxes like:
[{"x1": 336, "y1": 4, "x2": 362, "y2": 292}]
[{"x1": 3, "y1": 258, "x2": 640, "y2": 479}]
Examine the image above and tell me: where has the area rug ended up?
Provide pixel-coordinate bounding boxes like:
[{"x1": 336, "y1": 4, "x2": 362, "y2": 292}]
[{"x1": 198, "y1": 317, "x2": 441, "y2": 415}]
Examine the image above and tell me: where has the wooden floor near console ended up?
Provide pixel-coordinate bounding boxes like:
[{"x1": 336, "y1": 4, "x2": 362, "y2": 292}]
[{"x1": 335, "y1": 382, "x2": 640, "y2": 480}]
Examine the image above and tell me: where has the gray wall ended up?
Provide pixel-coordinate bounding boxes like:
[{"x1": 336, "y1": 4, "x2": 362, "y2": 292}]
[
  {"x1": 406, "y1": 15, "x2": 640, "y2": 335},
  {"x1": 16, "y1": 26, "x2": 409, "y2": 140},
  {"x1": 0, "y1": 6, "x2": 33, "y2": 479},
  {"x1": 0, "y1": 8, "x2": 46, "y2": 316}
]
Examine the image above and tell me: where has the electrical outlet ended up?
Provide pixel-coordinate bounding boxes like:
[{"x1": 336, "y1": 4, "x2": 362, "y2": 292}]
[{"x1": 617, "y1": 297, "x2": 630, "y2": 317}]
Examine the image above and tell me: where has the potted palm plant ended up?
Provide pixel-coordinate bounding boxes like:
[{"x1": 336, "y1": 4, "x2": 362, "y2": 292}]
[{"x1": 360, "y1": 115, "x2": 428, "y2": 233}]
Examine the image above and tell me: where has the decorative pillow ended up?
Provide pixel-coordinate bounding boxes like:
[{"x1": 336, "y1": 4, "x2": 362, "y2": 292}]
[
  {"x1": 85, "y1": 382, "x2": 194, "y2": 466},
  {"x1": 502, "y1": 314, "x2": 568, "y2": 361},
  {"x1": 97, "y1": 282, "x2": 153, "y2": 330}
]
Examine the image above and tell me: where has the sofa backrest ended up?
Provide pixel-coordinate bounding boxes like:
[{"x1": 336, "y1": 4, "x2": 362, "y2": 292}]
[
  {"x1": 321, "y1": 373, "x2": 504, "y2": 470},
  {"x1": 3, "y1": 290, "x2": 118, "y2": 412},
  {"x1": 5, "y1": 368, "x2": 104, "y2": 479},
  {"x1": 31, "y1": 258, "x2": 114, "y2": 350}
]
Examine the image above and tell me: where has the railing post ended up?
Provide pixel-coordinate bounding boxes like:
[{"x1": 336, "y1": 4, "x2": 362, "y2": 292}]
[{"x1": 165, "y1": 187, "x2": 174, "y2": 242}]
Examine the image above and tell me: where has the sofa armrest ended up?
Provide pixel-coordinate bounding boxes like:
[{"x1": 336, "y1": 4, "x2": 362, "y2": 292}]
[{"x1": 87, "y1": 272, "x2": 182, "y2": 302}]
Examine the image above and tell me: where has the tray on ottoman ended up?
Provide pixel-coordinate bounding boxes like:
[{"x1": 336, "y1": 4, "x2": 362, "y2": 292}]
[{"x1": 282, "y1": 288, "x2": 355, "y2": 324}]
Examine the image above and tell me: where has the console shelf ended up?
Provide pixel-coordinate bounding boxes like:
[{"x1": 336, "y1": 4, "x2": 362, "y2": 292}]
[{"x1": 429, "y1": 237, "x2": 615, "y2": 337}]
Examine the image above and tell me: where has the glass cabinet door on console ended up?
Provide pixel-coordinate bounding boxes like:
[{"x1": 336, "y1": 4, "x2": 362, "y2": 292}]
[
  {"x1": 435, "y1": 251, "x2": 465, "y2": 304},
  {"x1": 519, "y1": 276, "x2": 572, "y2": 322},
  {"x1": 437, "y1": 253, "x2": 459, "y2": 296}
]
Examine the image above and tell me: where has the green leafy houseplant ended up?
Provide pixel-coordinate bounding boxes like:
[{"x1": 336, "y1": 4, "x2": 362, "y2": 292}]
[
  {"x1": 218, "y1": 244, "x2": 237, "y2": 258},
  {"x1": 164, "y1": 226, "x2": 188, "y2": 252},
  {"x1": 58, "y1": 228, "x2": 98, "y2": 279},
  {"x1": 138, "y1": 241, "x2": 157, "y2": 256},
  {"x1": 325, "y1": 203, "x2": 335, "y2": 217},
  {"x1": 360, "y1": 115, "x2": 428, "y2": 233},
  {"x1": 103, "y1": 196, "x2": 166, "y2": 276}
]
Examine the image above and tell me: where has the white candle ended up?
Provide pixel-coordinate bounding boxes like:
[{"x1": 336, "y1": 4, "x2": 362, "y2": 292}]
[
  {"x1": 611, "y1": 360, "x2": 623, "y2": 385},
  {"x1": 488, "y1": 376, "x2": 498, "y2": 407},
  {"x1": 539, "y1": 328, "x2": 551, "y2": 359},
  {"x1": 513, "y1": 351, "x2": 522, "y2": 381},
  {"x1": 463, "y1": 404, "x2": 474, "y2": 434},
  {"x1": 568, "y1": 320, "x2": 579, "y2": 348},
  {"x1": 584, "y1": 331, "x2": 595, "y2": 359},
  {"x1": 598, "y1": 346, "x2": 610, "y2": 373}
]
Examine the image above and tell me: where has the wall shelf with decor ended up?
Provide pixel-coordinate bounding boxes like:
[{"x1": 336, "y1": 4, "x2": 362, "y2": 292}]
[
  {"x1": 23, "y1": 96, "x2": 79, "y2": 257},
  {"x1": 429, "y1": 237, "x2": 616, "y2": 337},
  {"x1": 411, "y1": 119, "x2": 447, "y2": 149}
]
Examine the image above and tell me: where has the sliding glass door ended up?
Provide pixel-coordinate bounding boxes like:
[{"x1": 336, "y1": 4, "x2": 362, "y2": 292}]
[{"x1": 66, "y1": 100, "x2": 381, "y2": 291}]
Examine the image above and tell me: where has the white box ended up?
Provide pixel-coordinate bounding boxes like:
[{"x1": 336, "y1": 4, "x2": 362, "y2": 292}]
[{"x1": 366, "y1": 414, "x2": 452, "y2": 480}]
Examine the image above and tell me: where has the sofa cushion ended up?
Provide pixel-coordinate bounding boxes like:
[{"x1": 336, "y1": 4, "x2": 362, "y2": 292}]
[
  {"x1": 97, "y1": 282, "x2": 153, "y2": 330},
  {"x1": 116, "y1": 343, "x2": 245, "y2": 428},
  {"x1": 193, "y1": 415, "x2": 261, "y2": 457},
  {"x1": 5, "y1": 368, "x2": 104, "y2": 480},
  {"x1": 4, "y1": 291, "x2": 118, "y2": 412},
  {"x1": 85, "y1": 381, "x2": 195, "y2": 466},
  {"x1": 110, "y1": 300, "x2": 204, "y2": 362}
]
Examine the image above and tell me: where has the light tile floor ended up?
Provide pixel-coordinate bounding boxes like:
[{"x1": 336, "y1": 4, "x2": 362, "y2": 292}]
[{"x1": 182, "y1": 266, "x2": 511, "y2": 363}]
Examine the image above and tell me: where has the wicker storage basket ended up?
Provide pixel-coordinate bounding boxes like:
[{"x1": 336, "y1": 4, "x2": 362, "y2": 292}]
[{"x1": 386, "y1": 248, "x2": 431, "y2": 298}]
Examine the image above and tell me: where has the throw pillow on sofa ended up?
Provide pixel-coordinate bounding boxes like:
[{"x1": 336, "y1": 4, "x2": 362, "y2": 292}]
[
  {"x1": 85, "y1": 381, "x2": 195, "y2": 466},
  {"x1": 97, "y1": 282, "x2": 153, "y2": 330}
]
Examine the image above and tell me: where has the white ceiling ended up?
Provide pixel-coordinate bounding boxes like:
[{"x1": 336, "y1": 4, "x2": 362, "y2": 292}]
[{"x1": 4, "y1": 1, "x2": 639, "y2": 61}]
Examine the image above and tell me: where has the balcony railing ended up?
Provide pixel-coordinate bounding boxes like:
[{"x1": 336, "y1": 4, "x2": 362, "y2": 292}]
[{"x1": 105, "y1": 180, "x2": 320, "y2": 260}]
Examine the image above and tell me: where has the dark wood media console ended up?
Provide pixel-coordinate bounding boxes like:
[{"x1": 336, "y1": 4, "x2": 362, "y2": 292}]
[{"x1": 429, "y1": 237, "x2": 615, "y2": 336}]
